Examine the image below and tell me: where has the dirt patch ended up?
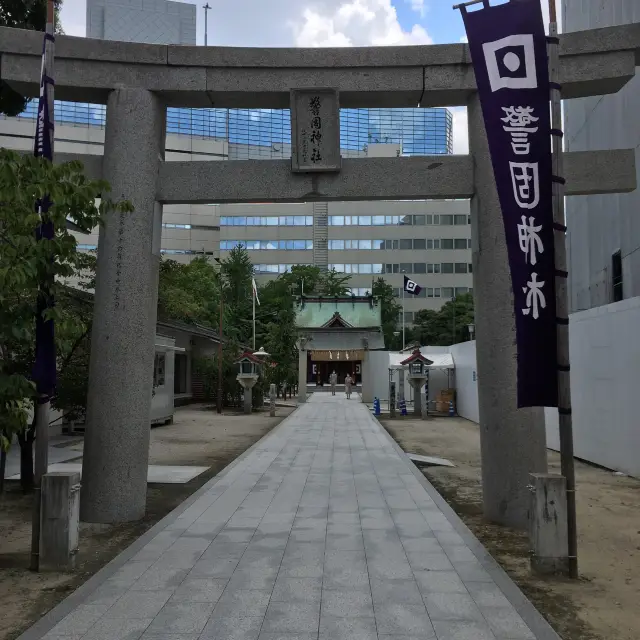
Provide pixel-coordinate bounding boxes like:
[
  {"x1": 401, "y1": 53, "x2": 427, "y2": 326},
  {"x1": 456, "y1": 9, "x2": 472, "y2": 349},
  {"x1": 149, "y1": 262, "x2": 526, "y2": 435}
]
[
  {"x1": 381, "y1": 416, "x2": 640, "y2": 640},
  {"x1": 0, "y1": 405, "x2": 293, "y2": 640}
]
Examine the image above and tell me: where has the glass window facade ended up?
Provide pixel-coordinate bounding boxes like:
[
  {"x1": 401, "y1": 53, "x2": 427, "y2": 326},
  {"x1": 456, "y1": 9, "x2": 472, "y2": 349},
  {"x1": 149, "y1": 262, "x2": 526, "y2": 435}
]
[
  {"x1": 221, "y1": 240, "x2": 313, "y2": 250},
  {"x1": 11, "y1": 101, "x2": 453, "y2": 156},
  {"x1": 220, "y1": 216, "x2": 313, "y2": 226}
]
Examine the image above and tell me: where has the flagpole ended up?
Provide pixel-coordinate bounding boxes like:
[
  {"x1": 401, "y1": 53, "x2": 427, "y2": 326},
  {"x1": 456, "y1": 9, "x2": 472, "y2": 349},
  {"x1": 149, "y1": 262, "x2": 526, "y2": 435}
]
[
  {"x1": 252, "y1": 287, "x2": 256, "y2": 350},
  {"x1": 548, "y1": 0, "x2": 578, "y2": 579},
  {"x1": 402, "y1": 277, "x2": 405, "y2": 351},
  {"x1": 31, "y1": 0, "x2": 56, "y2": 573}
]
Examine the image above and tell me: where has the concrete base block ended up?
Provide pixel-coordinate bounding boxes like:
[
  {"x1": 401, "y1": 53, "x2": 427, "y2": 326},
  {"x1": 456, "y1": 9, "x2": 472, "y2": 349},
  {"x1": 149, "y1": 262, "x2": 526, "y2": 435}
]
[
  {"x1": 40, "y1": 472, "x2": 81, "y2": 571},
  {"x1": 529, "y1": 473, "x2": 569, "y2": 576}
]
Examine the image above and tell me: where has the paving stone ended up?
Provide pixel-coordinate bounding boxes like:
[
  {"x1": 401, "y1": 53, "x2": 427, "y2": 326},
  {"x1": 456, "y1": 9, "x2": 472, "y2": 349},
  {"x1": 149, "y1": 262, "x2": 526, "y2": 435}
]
[
  {"x1": 465, "y1": 582, "x2": 512, "y2": 609},
  {"x1": 413, "y1": 570, "x2": 468, "y2": 594},
  {"x1": 406, "y1": 551, "x2": 454, "y2": 572},
  {"x1": 130, "y1": 568, "x2": 189, "y2": 592},
  {"x1": 431, "y1": 620, "x2": 498, "y2": 640},
  {"x1": 82, "y1": 617, "x2": 153, "y2": 640},
  {"x1": 453, "y1": 560, "x2": 494, "y2": 583},
  {"x1": 320, "y1": 589, "x2": 373, "y2": 617},
  {"x1": 47, "y1": 605, "x2": 110, "y2": 636},
  {"x1": 214, "y1": 589, "x2": 272, "y2": 618},
  {"x1": 108, "y1": 590, "x2": 173, "y2": 618},
  {"x1": 271, "y1": 578, "x2": 322, "y2": 603},
  {"x1": 480, "y1": 606, "x2": 536, "y2": 639},
  {"x1": 318, "y1": 615, "x2": 377, "y2": 640},
  {"x1": 369, "y1": 578, "x2": 425, "y2": 605},
  {"x1": 261, "y1": 602, "x2": 321, "y2": 634},
  {"x1": 373, "y1": 603, "x2": 435, "y2": 637},
  {"x1": 200, "y1": 615, "x2": 264, "y2": 640},
  {"x1": 146, "y1": 601, "x2": 215, "y2": 634},
  {"x1": 423, "y1": 592, "x2": 484, "y2": 622}
]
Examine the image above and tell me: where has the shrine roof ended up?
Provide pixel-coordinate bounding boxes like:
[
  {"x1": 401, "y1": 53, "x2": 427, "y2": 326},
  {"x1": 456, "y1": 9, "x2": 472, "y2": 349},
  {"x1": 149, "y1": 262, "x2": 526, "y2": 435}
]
[{"x1": 295, "y1": 296, "x2": 382, "y2": 329}]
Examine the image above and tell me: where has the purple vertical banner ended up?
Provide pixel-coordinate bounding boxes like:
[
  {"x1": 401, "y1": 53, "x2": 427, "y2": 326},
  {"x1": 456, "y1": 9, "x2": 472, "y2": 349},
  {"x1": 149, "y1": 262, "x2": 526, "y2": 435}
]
[
  {"x1": 461, "y1": 0, "x2": 557, "y2": 408},
  {"x1": 32, "y1": 31, "x2": 57, "y2": 398}
]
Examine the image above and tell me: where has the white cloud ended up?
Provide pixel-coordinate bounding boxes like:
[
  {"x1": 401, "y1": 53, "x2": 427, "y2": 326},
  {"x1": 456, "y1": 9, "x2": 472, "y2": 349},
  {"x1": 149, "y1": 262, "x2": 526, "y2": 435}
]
[
  {"x1": 292, "y1": 0, "x2": 432, "y2": 47},
  {"x1": 407, "y1": 0, "x2": 426, "y2": 18}
]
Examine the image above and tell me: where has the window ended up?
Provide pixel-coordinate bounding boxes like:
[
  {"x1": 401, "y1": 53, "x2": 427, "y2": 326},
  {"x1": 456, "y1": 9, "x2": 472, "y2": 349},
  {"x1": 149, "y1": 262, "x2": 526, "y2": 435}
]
[
  {"x1": 359, "y1": 216, "x2": 372, "y2": 226},
  {"x1": 441, "y1": 239, "x2": 454, "y2": 250},
  {"x1": 392, "y1": 288, "x2": 400, "y2": 297},
  {"x1": 454, "y1": 214, "x2": 468, "y2": 225},
  {"x1": 434, "y1": 288, "x2": 442, "y2": 298},
  {"x1": 330, "y1": 216, "x2": 345, "y2": 226},
  {"x1": 174, "y1": 353, "x2": 188, "y2": 394},
  {"x1": 442, "y1": 263, "x2": 454, "y2": 274},
  {"x1": 374, "y1": 240, "x2": 385, "y2": 250},
  {"x1": 372, "y1": 215, "x2": 385, "y2": 225},
  {"x1": 427, "y1": 288, "x2": 434, "y2": 298},
  {"x1": 440, "y1": 215, "x2": 453, "y2": 225},
  {"x1": 416, "y1": 287, "x2": 427, "y2": 298},
  {"x1": 612, "y1": 250, "x2": 623, "y2": 302},
  {"x1": 455, "y1": 263, "x2": 468, "y2": 274},
  {"x1": 413, "y1": 263, "x2": 426, "y2": 274},
  {"x1": 469, "y1": 263, "x2": 473, "y2": 273},
  {"x1": 359, "y1": 239, "x2": 372, "y2": 250},
  {"x1": 454, "y1": 238, "x2": 468, "y2": 250},
  {"x1": 329, "y1": 240, "x2": 344, "y2": 250},
  {"x1": 433, "y1": 215, "x2": 440, "y2": 225},
  {"x1": 400, "y1": 239, "x2": 412, "y2": 250},
  {"x1": 153, "y1": 354, "x2": 166, "y2": 387},
  {"x1": 426, "y1": 215, "x2": 433, "y2": 225},
  {"x1": 442, "y1": 287, "x2": 454, "y2": 298},
  {"x1": 413, "y1": 239, "x2": 426, "y2": 250},
  {"x1": 455, "y1": 287, "x2": 469, "y2": 296},
  {"x1": 400, "y1": 263, "x2": 413, "y2": 274},
  {"x1": 427, "y1": 263, "x2": 441, "y2": 274},
  {"x1": 413, "y1": 215, "x2": 426, "y2": 225}
]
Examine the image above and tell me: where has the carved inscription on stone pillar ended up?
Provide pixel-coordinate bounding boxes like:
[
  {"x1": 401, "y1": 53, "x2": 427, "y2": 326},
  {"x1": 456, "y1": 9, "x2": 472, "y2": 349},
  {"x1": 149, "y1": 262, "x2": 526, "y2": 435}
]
[{"x1": 291, "y1": 88, "x2": 341, "y2": 173}]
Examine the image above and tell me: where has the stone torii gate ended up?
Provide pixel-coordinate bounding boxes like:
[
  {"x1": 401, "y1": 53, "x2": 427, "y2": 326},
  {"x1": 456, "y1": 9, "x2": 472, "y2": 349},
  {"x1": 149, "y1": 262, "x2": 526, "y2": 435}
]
[{"x1": 0, "y1": 24, "x2": 637, "y2": 526}]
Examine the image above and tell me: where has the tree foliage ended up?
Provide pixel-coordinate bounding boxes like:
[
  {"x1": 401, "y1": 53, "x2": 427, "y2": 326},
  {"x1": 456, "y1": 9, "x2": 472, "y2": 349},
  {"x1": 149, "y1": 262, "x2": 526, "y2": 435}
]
[
  {"x1": 0, "y1": 0, "x2": 64, "y2": 117},
  {"x1": 409, "y1": 293, "x2": 475, "y2": 346},
  {"x1": 372, "y1": 277, "x2": 402, "y2": 349},
  {"x1": 0, "y1": 150, "x2": 131, "y2": 489}
]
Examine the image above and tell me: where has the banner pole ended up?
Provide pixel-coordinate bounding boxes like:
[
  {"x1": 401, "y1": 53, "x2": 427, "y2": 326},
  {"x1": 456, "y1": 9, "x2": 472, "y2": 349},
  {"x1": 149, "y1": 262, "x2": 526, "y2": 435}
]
[{"x1": 548, "y1": 2, "x2": 578, "y2": 579}]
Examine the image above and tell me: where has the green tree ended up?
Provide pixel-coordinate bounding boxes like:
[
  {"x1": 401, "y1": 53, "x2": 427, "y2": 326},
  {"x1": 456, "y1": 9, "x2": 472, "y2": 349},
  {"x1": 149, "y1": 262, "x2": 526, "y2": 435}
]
[
  {"x1": 371, "y1": 277, "x2": 402, "y2": 349},
  {"x1": 320, "y1": 269, "x2": 351, "y2": 296},
  {"x1": 411, "y1": 293, "x2": 475, "y2": 346},
  {"x1": 157, "y1": 256, "x2": 220, "y2": 327},
  {"x1": 0, "y1": 0, "x2": 64, "y2": 117},
  {"x1": 221, "y1": 246, "x2": 254, "y2": 344},
  {"x1": 0, "y1": 149, "x2": 131, "y2": 490}
]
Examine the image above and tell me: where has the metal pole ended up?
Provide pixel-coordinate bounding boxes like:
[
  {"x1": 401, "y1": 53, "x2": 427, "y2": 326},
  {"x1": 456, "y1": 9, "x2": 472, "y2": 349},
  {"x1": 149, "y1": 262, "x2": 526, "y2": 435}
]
[
  {"x1": 252, "y1": 288, "x2": 256, "y2": 350},
  {"x1": 217, "y1": 293, "x2": 223, "y2": 413},
  {"x1": 203, "y1": 3, "x2": 211, "y2": 46},
  {"x1": 548, "y1": 1, "x2": 578, "y2": 579},
  {"x1": 402, "y1": 280, "x2": 405, "y2": 351},
  {"x1": 31, "y1": 0, "x2": 55, "y2": 573},
  {"x1": 452, "y1": 295, "x2": 456, "y2": 344}
]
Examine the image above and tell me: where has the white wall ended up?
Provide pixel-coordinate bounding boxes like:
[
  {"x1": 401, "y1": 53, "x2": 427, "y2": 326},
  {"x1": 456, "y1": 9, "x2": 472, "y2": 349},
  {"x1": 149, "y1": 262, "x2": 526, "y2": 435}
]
[
  {"x1": 449, "y1": 300, "x2": 640, "y2": 478},
  {"x1": 545, "y1": 298, "x2": 640, "y2": 477},
  {"x1": 450, "y1": 341, "x2": 479, "y2": 424}
]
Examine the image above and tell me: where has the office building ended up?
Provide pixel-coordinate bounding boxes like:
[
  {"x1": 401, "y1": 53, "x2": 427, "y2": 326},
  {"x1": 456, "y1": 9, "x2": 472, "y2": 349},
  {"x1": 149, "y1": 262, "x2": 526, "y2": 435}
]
[
  {"x1": 0, "y1": 0, "x2": 467, "y2": 322},
  {"x1": 562, "y1": 0, "x2": 640, "y2": 312}
]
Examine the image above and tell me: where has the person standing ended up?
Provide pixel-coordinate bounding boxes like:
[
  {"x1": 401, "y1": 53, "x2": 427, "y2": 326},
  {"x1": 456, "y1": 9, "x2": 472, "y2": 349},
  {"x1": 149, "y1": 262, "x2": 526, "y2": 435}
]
[
  {"x1": 329, "y1": 370, "x2": 338, "y2": 396},
  {"x1": 344, "y1": 373, "x2": 353, "y2": 399}
]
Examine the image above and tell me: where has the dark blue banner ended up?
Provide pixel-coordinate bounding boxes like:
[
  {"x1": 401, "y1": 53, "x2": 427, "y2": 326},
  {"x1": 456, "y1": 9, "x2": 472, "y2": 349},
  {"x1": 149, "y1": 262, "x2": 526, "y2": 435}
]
[
  {"x1": 461, "y1": 0, "x2": 557, "y2": 407},
  {"x1": 32, "y1": 31, "x2": 56, "y2": 398}
]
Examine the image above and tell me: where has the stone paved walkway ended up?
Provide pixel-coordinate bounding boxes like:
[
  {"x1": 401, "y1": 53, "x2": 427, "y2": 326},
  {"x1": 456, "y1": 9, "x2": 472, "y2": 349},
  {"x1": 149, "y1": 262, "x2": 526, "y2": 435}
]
[{"x1": 28, "y1": 395, "x2": 559, "y2": 640}]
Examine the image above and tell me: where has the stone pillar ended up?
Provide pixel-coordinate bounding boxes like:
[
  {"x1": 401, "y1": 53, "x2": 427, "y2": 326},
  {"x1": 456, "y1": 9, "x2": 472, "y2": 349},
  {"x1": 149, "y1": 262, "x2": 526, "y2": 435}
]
[
  {"x1": 81, "y1": 88, "x2": 166, "y2": 523},
  {"x1": 468, "y1": 95, "x2": 548, "y2": 529},
  {"x1": 243, "y1": 388, "x2": 252, "y2": 414},
  {"x1": 297, "y1": 347, "x2": 307, "y2": 404},
  {"x1": 360, "y1": 351, "x2": 373, "y2": 403}
]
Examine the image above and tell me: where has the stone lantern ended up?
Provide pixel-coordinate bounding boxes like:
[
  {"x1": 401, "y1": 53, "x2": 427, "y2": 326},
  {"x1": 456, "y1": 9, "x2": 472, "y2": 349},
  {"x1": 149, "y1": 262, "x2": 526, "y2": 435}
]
[
  {"x1": 400, "y1": 349, "x2": 433, "y2": 418},
  {"x1": 235, "y1": 351, "x2": 261, "y2": 414}
]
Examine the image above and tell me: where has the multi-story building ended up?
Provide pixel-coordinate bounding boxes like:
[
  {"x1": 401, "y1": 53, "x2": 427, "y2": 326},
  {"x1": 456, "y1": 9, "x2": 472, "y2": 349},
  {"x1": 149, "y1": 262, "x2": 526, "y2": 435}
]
[
  {"x1": 562, "y1": 0, "x2": 640, "y2": 312},
  {"x1": 0, "y1": 0, "x2": 469, "y2": 322}
]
